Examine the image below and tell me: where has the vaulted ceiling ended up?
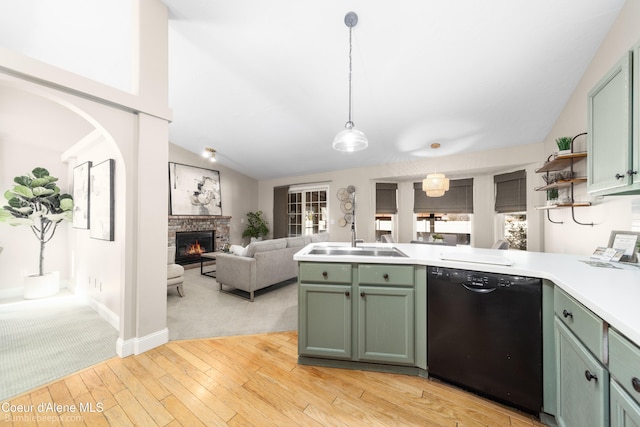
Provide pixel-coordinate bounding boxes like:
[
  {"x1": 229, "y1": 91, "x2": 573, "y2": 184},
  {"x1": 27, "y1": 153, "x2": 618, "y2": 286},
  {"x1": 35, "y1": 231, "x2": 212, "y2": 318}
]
[
  {"x1": 163, "y1": 0, "x2": 625, "y2": 179},
  {"x1": 0, "y1": 1, "x2": 627, "y2": 181}
]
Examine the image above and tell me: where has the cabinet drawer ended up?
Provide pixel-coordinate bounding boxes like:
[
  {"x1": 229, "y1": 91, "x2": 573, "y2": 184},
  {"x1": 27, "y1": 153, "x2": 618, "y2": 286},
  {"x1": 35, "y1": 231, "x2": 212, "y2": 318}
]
[
  {"x1": 299, "y1": 262, "x2": 352, "y2": 284},
  {"x1": 609, "y1": 328, "x2": 640, "y2": 405},
  {"x1": 554, "y1": 287, "x2": 604, "y2": 362},
  {"x1": 358, "y1": 264, "x2": 414, "y2": 286}
]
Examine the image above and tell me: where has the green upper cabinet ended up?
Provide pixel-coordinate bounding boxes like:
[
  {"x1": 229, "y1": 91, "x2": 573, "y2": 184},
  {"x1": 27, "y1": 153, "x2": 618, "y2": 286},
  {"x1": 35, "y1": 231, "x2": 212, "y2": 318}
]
[{"x1": 587, "y1": 50, "x2": 634, "y2": 196}]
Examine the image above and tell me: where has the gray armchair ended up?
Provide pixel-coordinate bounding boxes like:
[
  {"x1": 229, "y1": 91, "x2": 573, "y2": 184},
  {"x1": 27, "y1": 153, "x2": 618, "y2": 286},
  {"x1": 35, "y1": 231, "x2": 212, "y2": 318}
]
[{"x1": 167, "y1": 246, "x2": 185, "y2": 296}]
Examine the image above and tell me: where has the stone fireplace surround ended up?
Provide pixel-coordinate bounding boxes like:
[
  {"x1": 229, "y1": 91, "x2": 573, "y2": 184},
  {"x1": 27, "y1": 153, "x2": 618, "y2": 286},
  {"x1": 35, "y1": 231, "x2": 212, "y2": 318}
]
[{"x1": 168, "y1": 215, "x2": 231, "y2": 254}]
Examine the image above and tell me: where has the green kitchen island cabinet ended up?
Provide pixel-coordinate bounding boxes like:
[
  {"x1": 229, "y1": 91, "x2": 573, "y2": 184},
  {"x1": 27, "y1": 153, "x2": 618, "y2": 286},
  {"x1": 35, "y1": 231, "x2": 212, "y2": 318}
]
[
  {"x1": 357, "y1": 264, "x2": 415, "y2": 365},
  {"x1": 298, "y1": 262, "x2": 353, "y2": 359},
  {"x1": 298, "y1": 261, "x2": 426, "y2": 371}
]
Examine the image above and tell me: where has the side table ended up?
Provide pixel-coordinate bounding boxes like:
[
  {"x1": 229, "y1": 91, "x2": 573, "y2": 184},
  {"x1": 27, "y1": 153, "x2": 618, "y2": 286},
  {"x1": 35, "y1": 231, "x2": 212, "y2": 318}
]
[{"x1": 200, "y1": 251, "x2": 222, "y2": 278}]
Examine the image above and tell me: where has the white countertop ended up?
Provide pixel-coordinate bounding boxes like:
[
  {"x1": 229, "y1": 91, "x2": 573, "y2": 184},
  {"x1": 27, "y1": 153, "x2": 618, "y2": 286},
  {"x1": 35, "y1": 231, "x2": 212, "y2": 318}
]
[{"x1": 295, "y1": 242, "x2": 640, "y2": 347}]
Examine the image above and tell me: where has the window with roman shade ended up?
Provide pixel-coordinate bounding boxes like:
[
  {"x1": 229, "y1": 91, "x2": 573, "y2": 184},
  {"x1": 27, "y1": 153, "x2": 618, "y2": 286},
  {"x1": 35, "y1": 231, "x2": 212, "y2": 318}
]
[
  {"x1": 413, "y1": 178, "x2": 474, "y2": 213},
  {"x1": 376, "y1": 183, "x2": 398, "y2": 214},
  {"x1": 494, "y1": 170, "x2": 527, "y2": 213}
]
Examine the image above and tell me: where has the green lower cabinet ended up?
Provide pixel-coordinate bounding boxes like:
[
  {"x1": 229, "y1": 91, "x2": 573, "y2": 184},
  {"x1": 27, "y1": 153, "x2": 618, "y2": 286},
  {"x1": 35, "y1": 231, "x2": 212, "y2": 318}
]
[
  {"x1": 298, "y1": 283, "x2": 352, "y2": 359},
  {"x1": 611, "y1": 380, "x2": 640, "y2": 427},
  {"x1": 555, "y1": 318, "x2": 609, "y2": 427},
  {"x1": 357, "y1": 285, "x2": 414, "y2": 365}
]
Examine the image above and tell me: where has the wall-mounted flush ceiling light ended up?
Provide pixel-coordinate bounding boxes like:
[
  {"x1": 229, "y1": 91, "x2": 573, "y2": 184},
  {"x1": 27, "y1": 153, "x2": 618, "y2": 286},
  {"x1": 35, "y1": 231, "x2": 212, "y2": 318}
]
[
  {"x1": 332, "y1": 11, "x2": 368, "y2": 153},
  {"x1": 202, "y1": 147, "x2": 216, "y2": 162}
]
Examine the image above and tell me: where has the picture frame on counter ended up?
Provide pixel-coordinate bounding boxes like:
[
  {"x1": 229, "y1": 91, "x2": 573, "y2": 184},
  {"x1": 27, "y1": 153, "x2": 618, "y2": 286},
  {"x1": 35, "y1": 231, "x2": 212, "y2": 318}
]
[{"x1": 607, "y1": 230, "x2": 640, "y2": 263}]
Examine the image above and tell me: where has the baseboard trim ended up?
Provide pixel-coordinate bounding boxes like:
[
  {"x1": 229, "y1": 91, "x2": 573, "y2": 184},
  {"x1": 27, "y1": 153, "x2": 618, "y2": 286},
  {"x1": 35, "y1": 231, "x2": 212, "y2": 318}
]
[
  {"x1": 82, "y1": 296, "x2": 119, "y2": 331},
  {"x1": 117, "y1": 328, "x2": 169, "y2": 357}
]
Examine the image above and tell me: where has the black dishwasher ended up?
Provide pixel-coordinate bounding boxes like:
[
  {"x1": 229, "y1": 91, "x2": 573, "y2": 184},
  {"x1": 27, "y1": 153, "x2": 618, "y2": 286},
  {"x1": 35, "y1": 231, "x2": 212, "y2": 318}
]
[{"x1": 427, "y1": 267, "x2": 542, "y2": 414}]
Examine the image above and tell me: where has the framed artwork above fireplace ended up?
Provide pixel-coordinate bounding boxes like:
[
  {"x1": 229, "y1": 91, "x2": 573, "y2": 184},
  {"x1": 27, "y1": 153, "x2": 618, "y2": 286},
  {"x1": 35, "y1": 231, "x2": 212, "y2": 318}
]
[{"x1": 169, "y1": 162, "x2": 222, "y2": 216}]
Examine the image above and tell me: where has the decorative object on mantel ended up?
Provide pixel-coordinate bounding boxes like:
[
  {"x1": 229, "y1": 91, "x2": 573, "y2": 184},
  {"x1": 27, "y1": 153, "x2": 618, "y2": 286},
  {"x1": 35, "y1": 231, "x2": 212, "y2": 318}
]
[
  {"x1": 169, "y1": 162, "x2": 222, "y2": 216},
  {"x1": 423, "y1": 173, "x2": 450, "y2": 197},
  {"x1": 201, "y1": 147, "x2": 216, "y2": 162},
  {"x1": 90, "y1": 159, "x2": 115, "y2": 241},
  {"x1": 332, "y1": 11, "x2": 368, "y2": 153},
  {"x1": 0, "y1": 167, "x2": 73, "y2": 298},
  {"x1": 242, "y1": 210, "x2": 269, "y2": 241}
]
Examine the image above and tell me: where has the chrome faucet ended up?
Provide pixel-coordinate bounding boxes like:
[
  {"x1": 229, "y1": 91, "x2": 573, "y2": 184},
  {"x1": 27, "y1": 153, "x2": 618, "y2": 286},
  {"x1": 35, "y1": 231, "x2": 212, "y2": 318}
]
[{"x1": 349, "y1": 187, "x2": 363, "y2": 247}]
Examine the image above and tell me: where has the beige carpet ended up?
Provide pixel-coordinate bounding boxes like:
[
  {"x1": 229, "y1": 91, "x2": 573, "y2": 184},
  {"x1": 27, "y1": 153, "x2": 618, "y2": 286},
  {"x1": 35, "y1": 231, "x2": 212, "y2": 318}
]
[{"x1": 166, "y1": 267, "x2": 298, "y2": 340}]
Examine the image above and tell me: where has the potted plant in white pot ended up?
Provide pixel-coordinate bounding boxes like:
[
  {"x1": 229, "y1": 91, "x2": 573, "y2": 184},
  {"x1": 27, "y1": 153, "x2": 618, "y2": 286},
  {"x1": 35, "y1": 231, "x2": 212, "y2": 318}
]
[
  {"x1": 555, "y1": 136, "x2": 572, "y2": 157},
  {"x1": 242, "y1": 210, "x2": 269, "y2": 242},
  {"x1": 0, "y1": 167, "x2": 73, "y2": 298}
]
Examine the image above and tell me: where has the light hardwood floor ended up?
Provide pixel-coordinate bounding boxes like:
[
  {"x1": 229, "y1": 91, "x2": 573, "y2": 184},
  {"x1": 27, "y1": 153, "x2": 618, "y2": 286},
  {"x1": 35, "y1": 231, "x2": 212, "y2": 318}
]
[{"x1": 3, "y1": 332, "x2": 549, "y2": 426}]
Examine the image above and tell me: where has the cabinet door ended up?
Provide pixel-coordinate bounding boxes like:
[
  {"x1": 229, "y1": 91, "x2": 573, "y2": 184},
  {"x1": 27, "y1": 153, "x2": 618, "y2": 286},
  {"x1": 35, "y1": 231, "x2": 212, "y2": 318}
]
[
  {"x1": 587, "y1": 51, "x2": 633, "y2": 195},
  {"x1": 555, "y1": 318, "x2": 609, "y2": 427},
  {"x1": 357, "y1": 286, "x2": 414, "y2": 365},
  {"x1": 611, "y1": 380, "x2": 640, "y2": 427},
  {"x1": 298, "y1": 283, "x2": 352, "y2": 359}
]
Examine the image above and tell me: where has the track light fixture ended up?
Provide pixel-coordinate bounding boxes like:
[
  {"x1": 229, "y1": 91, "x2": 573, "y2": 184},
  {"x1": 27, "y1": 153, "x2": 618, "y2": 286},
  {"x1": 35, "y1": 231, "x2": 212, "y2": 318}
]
[{"x1": 202, "y1": 147, "x2": 216, "y2": 162}]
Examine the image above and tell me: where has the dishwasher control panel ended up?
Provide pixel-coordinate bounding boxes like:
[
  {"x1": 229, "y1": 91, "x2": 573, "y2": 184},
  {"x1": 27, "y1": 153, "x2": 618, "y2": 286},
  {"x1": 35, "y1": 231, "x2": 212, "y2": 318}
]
[{"x1": 428, "y1": 266, "x2": 538, "y2": 289}]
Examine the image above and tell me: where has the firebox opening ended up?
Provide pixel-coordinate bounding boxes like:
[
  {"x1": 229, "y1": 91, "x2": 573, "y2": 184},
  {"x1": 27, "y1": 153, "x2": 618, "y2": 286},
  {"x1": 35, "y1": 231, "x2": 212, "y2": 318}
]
[{"x1": 175, "y1": 230, "x2": 214, "y2": 265}]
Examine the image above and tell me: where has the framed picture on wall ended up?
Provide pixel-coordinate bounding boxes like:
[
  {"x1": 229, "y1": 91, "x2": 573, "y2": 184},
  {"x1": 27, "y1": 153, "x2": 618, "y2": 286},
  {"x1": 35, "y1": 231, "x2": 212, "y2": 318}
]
[
  {"x1": 72, "y1": 161, "x2": 91, "y2": 229},
  {"x1": 90, "y1": 159, "x2": 115, "y2": 241},
  {"x1": 169, "y1": 162, "x2": 222, "y2": 216}
]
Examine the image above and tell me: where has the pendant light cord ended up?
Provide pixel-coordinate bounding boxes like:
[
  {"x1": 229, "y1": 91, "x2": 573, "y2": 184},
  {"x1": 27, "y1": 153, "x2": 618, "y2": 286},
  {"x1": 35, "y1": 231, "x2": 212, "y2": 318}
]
[{"x1": 346, "y1": 25, "x2": 353, "y2": 128}]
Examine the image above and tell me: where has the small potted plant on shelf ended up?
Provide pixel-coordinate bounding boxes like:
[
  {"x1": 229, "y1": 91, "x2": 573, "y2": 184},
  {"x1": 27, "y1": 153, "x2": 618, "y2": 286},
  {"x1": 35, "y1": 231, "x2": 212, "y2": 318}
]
[
  {"x1": 555, "y1": 136, "x2": 573, "y2": 157},
  {"x1": 242, "y1": 210, "x2": 269, "y2": 242},
  {"x1": 546, "y1": 188, "x2": 559, "y2": 206}
]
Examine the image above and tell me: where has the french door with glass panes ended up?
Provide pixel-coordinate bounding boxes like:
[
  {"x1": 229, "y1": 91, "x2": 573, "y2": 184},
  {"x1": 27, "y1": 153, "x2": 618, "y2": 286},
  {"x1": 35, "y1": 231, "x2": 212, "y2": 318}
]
[{"x1": 288, "y1": 186, "x2": 328, "y2": 236}]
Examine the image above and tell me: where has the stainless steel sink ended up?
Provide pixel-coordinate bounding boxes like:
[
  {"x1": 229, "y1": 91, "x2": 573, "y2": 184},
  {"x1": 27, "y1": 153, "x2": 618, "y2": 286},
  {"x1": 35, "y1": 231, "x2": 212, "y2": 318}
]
[{"x1": 307, "y1": 246, "x2": 408, "y2": 257}]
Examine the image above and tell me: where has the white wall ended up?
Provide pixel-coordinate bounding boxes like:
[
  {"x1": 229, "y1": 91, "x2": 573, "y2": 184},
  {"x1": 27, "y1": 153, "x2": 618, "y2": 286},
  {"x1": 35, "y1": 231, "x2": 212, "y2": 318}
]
[
  {"x1": 64, "y1": 130, "x2": 126, "y2": 324},
  {"x1": 542, "y1": 0, "x2": 640, "y2": 255},
  {"x1": 258, "y1": 142, "x2": 545, "y2": 252},
  {"x1": 169, "y1": 144, "x2": 259, "y2": 245},
  {"x1": 0, "y1": 0, "x2": 133, "y2": 93}
]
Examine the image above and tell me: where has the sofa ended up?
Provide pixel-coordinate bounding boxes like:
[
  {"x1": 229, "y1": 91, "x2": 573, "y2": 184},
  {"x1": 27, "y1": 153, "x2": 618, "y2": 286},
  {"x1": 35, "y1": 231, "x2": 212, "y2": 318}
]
[
  {"x1": 215, "y1": 232, "x2": 329, "y2": 301},
  {"x1": 167, "y1": 245, "x2": 185, "y2": 297}
]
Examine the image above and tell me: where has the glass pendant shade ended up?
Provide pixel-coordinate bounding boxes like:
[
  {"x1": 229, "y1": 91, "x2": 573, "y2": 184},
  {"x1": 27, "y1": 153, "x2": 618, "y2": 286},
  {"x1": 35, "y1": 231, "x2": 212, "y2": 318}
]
[
  {"x1": 422, "y1": 173, "x2": 450, "y2": 197},
  {"x1": 333, "y1": 124, "x2": 369, "y2": 152}
]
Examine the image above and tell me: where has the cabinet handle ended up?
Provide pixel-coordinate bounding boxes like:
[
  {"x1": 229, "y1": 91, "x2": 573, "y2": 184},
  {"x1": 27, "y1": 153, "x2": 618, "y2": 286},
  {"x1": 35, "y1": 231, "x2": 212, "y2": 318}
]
[
  {"x1": 344, "y1": 291, "x2": 350, "y2": 297},
  {"x1": 616, "y1": 173, "x2": 626, "y2": 180},
  {"x1": 383, "y1": 273, "x2": 389, "y2": 280},
  {"x1": 628, "y1": 170, "x2": 638, "y2": 176},
  {"x1": 322, "y1": 271, "x2": 328, "y2": 278},
  {"x1": 360, "y1": 292, "x2": 366, "y2": 297},
  {"x1": 562, "y1": 309, "x2": 573, "y2": 319},
  {"x1": 584, "y1": 370, "x2": 598, "y2": 382},
  {"x1": 632, "y1": 377, "x2": 640, "y2": 393}
]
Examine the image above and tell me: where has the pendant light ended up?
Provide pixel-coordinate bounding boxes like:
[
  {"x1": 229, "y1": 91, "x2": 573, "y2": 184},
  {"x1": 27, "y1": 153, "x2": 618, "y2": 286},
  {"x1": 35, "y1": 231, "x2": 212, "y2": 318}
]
[
  {"x1": 423, "y1": 173, "x2": 450, "y2": 197},
  {"x1": 333, "y1": 11, "x2": 368, "y2": 152}
]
